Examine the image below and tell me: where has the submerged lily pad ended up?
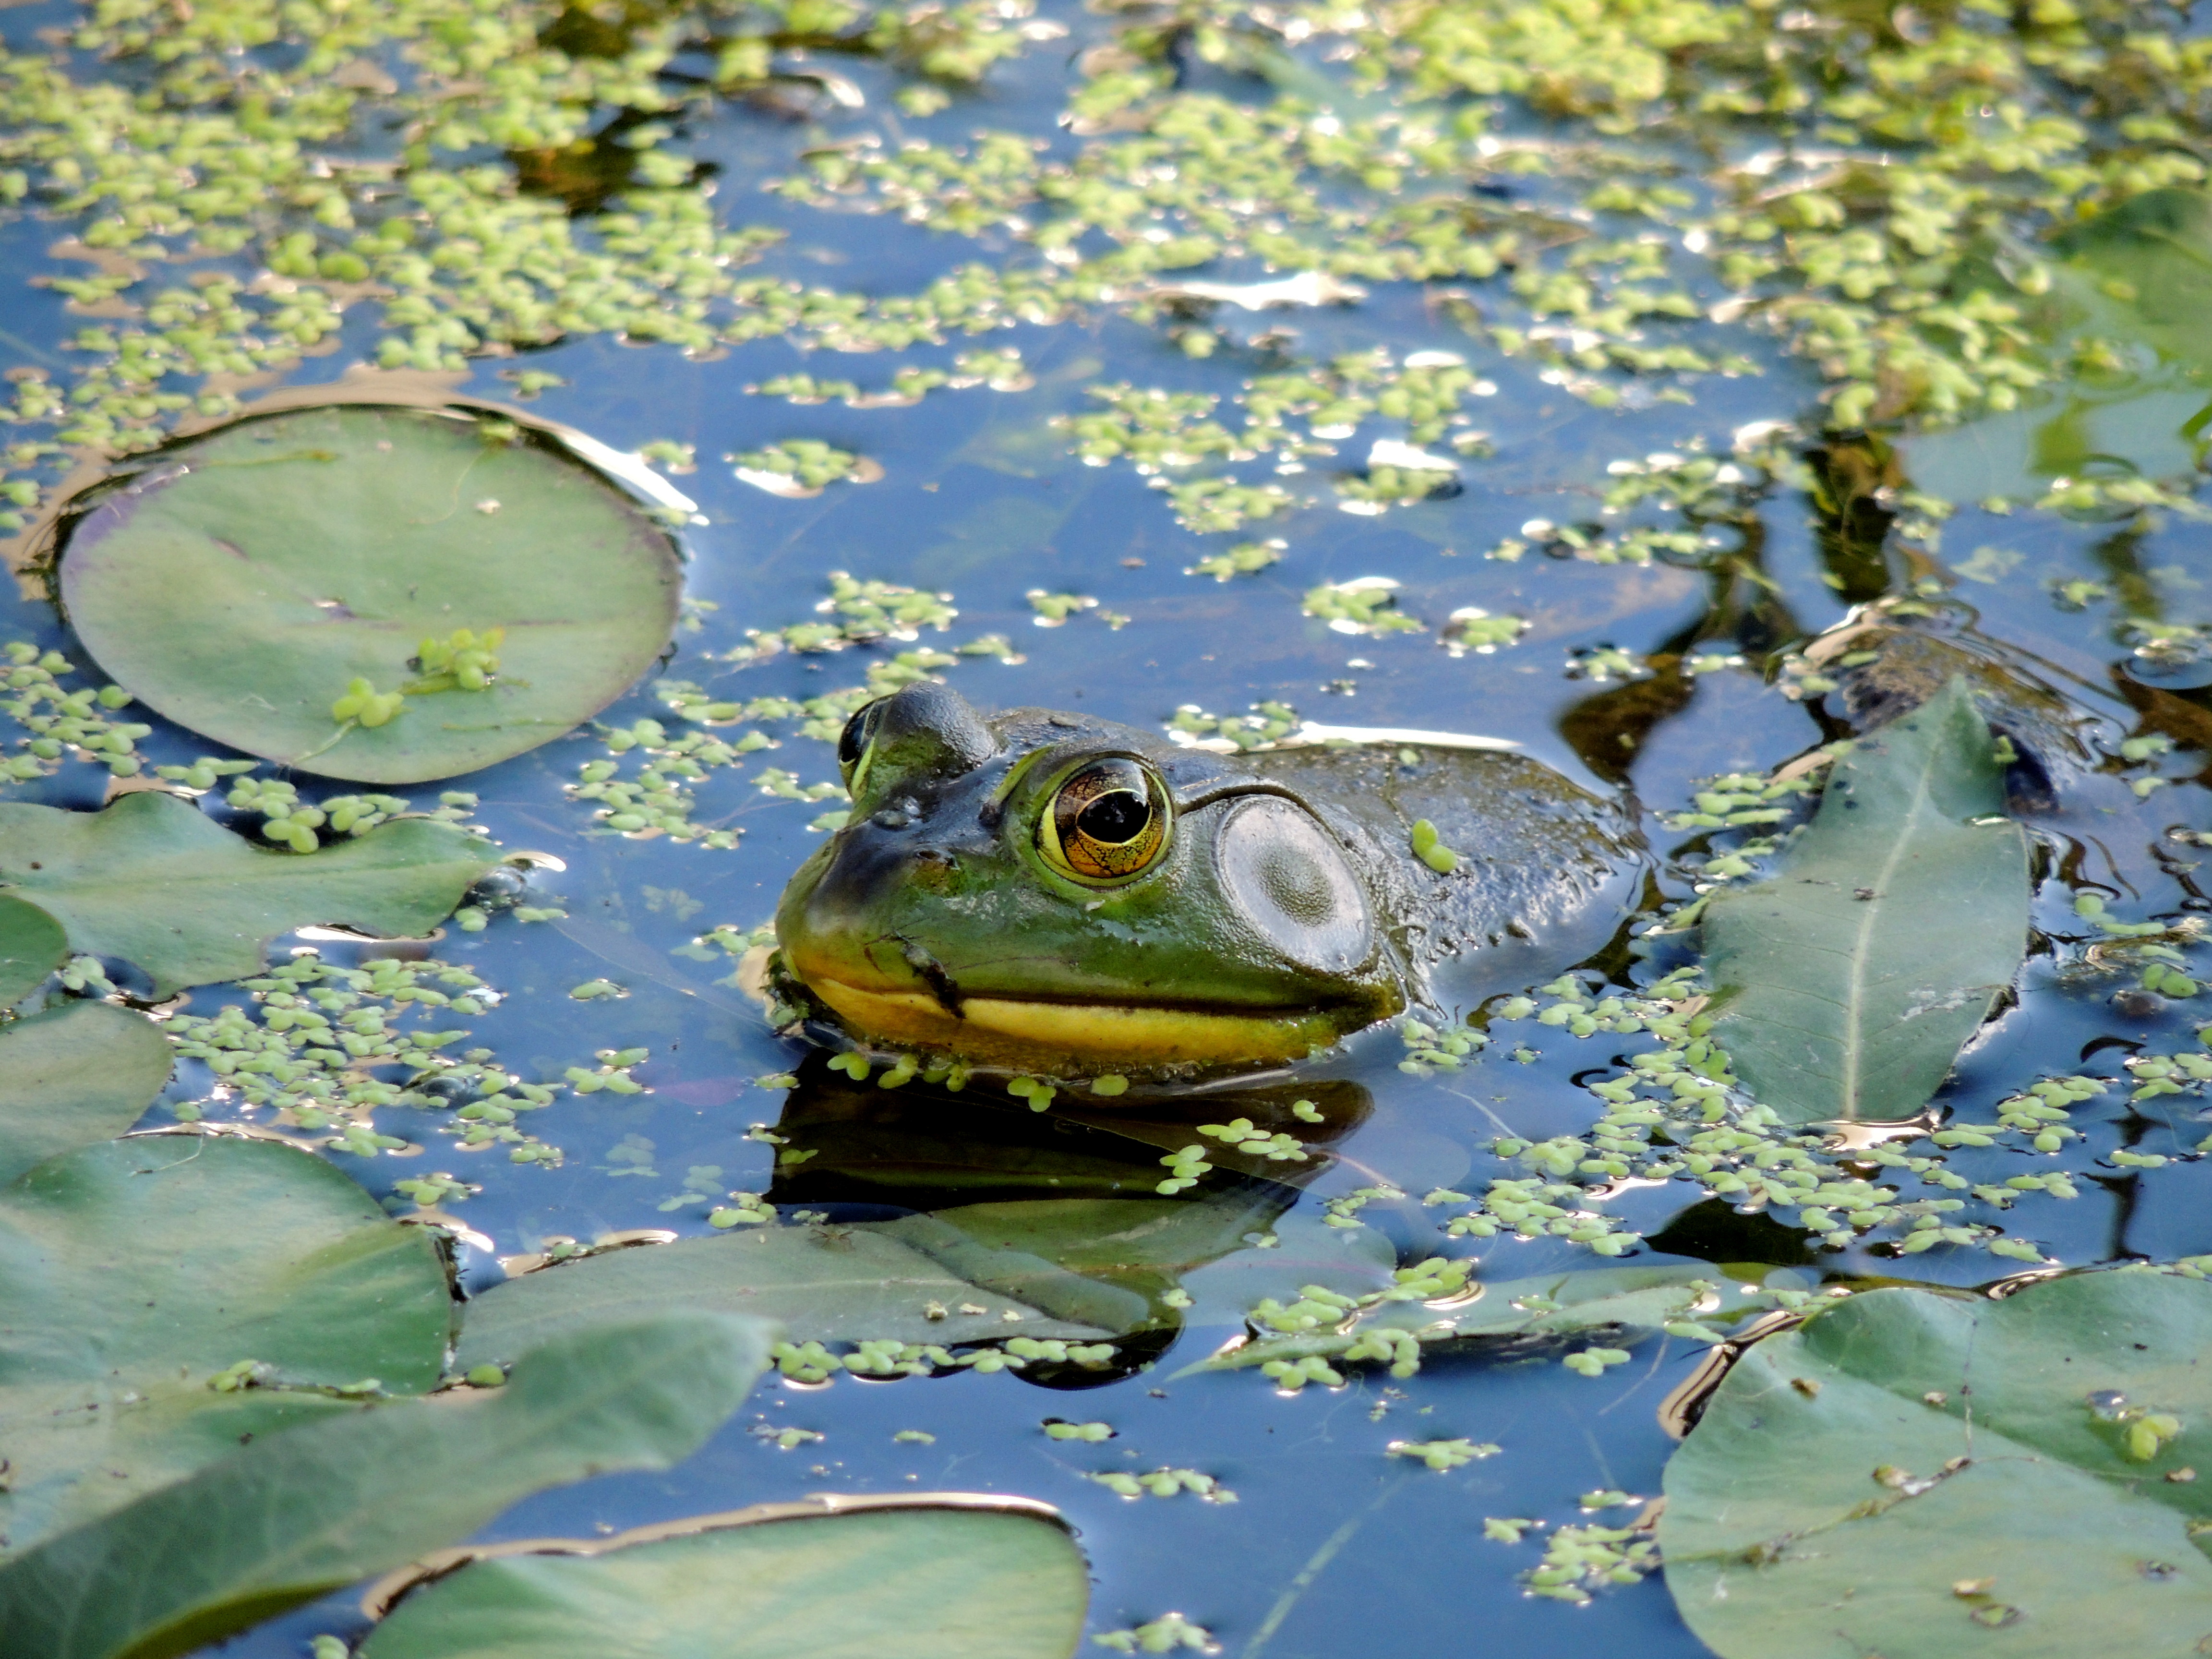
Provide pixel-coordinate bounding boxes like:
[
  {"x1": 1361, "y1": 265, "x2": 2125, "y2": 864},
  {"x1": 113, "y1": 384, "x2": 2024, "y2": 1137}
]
[
  {"x1": 0, "y1": 791, "x2": 496, "y2": 996},
  {"x1": 1660, "y1": 1271, "x2": 2212, "y2": 1658},
  {"x1": 1908, "y1": 189, "x2": 2212, "y2": 500},
  {"x1": 59, "y1": 404, "x2": 683, "y2": 785},
  {"x1": 0, "y1": 1133, "x2": 450, "y2": 1559},
  {"x1": 1184, "y1": 1263, "x2": 1720, "y2": 1377},
  {"x1": 360, "y1": 1502, "x2": 1089, "y2": 1659},
  {"x1": 0, "y1": 895, "x2": 68, "y2": 1006},
  {"x1": 1702, "y1": 679, "x2": 2030, "y2": 1124},
  {"x1": 453, "y1": 1225, "x2": 1114, "y2": 1374},
  {"x1": 0, "y1": 1000, "x2": 172, "y2": 1183},
  {"x1": 0, "y1": 1311, "x2": 772, "y2": 1659}
]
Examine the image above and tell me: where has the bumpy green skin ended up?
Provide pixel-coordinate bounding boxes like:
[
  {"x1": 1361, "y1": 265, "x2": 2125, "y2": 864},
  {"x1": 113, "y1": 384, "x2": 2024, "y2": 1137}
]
[{"x1": 773, "y1": 685, "x2": 1642, "y2": 1076}]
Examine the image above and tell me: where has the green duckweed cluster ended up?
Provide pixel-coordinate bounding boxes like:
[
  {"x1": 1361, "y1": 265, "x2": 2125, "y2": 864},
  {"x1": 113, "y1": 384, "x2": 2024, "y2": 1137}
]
[
  {"x1": 0, "y1": 642, "x2": 146, "y2": 779},
  {"x1": 769, "y1": 1331, "x2": 1117, "y2": 1383},
  {"x1": 1302, "y1": 577, "x2": 1421, "y2": 636},
  {"x1": 162, "y1": 949, "x2": 580, "y2": 1172},
  {"x1": 1091, "y1": 1612, "x2": 1216, "y2": 1654}
]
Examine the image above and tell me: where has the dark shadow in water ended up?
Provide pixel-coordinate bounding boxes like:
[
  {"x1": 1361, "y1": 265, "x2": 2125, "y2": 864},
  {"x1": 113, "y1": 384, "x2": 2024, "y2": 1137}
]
[{"x1": 764, "y1": 1058, "x2": 1379, "y2": 1381}]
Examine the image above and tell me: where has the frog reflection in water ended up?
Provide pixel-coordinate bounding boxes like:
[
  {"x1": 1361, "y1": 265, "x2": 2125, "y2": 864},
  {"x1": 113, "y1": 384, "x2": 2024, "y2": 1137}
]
[{"x1": 773, "y1": 682, "x2": 1644, "y2": 1076}]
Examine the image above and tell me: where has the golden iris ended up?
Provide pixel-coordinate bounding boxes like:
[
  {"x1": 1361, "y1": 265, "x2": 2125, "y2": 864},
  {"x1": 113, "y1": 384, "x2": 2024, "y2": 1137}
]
[{"x1": 1037, "y1": 757, "x2": 1170, "y2": 882}]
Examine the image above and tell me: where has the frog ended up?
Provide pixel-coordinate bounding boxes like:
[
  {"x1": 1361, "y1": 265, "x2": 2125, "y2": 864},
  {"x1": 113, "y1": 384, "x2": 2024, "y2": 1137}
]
[{"x1": 771, "y1": 681, "x2": 1645, "y2": 1078}]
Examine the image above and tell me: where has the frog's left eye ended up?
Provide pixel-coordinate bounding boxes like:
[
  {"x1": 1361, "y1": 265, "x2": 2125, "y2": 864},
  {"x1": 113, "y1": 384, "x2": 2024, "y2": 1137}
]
[
  {"x1": 837, "y1": 698, "x2": 886, "y2": 790},
  {"x1": 1037, "y1": 757, "x2": 1171, "y2": 883}
]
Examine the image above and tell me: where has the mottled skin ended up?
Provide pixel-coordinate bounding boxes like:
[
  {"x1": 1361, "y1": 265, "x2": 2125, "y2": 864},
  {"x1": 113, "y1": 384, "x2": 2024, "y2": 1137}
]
[{"x1": 773, "y1": 683, "x2": 1644, "y2": 1076}]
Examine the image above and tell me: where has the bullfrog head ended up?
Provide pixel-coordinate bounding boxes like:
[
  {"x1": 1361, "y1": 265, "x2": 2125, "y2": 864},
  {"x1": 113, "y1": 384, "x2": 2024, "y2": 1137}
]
[{"x1": 774, "y1": 683, "x2": 1407, "y2": 1072}]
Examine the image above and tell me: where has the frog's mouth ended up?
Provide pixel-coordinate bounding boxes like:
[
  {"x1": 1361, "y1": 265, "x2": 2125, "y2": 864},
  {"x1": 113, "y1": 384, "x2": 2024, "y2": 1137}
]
[{"x1": 796, "y1": 972, "x2": 1370, "y2": 1070}]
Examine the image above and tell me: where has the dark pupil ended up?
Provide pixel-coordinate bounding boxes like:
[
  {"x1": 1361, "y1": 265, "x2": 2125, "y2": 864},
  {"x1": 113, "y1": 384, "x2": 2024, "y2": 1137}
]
[{"x1": 1077, "y1": 790, "x2": 1150, "y2": 845}]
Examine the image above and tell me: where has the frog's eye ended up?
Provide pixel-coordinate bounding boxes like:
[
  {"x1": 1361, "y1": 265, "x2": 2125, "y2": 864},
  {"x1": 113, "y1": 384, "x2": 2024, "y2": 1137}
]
[
  {"x1": 1037, "y1": 757, "x2": 1171, "y2": 883},
  {"x1": 837, "y1": 699, "x2": 885, "y2": 790}
]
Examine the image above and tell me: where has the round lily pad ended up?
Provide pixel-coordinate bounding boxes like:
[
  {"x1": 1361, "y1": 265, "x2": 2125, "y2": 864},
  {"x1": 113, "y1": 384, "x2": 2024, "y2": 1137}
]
[
  {"x1": 360, "y1": 1504, "x2": 1091, "y2": 1659},
  {"x1": 59, "y1": 404, "x2": 683, "y2": 785},
  {"x1": 1659, "y1": 1271, "x2": 2212, "y2": 1657},
  {"x1": 0, "y1": 894, "x2": 67, "y2": 1006}
]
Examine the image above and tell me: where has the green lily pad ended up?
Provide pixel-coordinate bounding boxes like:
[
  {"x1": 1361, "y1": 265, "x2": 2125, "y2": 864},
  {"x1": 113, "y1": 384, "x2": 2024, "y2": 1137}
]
[
  {"x1": 1907, "y1": 189, "x2": 2212, "y2": 500},
  {"x1": 2051, "y1": 187, "x2": 2212, "y2": 375},
  {"x1": 0, "y1": 1000, "x2": 173, "y2": 1183},
  {"x1": 0, "y1": 791, "x2": 496, "y2": 996},
  {"x1": 1702, "y1": 678, "x2": 2030, "y2": 1124},
  {"x1": 0, "y1": 1132, "x2": 452, "y2": 1560},
  {"x1": 360, "y1": 1502, "x2": 1089, "y2": 1659},
  {"x1": 879, "y1": 1196, "x2": 1297, "y2": 1333},
  {"x1": 0, "y1": 895, "x2": 68, "y2": 1006},
  {"x1": 0, "y1": 1311, "x2": 773, "y2": 1659},
  {"x1": 59, "y1": 404, "x2": 683, "y2": 786},
  {"x1": 1659, "y1": 1271, "x2": 2212, "y2": 1658},
  {"x1": 453, "y1": 1225, "x2": 1114, "y2": 1374}
]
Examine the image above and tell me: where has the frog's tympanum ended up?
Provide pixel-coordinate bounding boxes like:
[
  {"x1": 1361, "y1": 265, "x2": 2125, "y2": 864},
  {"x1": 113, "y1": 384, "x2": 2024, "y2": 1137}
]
[{"x1": 773, "y1": 683, "x2": 1643, "y2": 1076}]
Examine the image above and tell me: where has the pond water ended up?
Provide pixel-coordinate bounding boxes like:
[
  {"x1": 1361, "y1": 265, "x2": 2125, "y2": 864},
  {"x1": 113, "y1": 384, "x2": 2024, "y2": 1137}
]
[{"x1": 3, "y1": 0, "x2": 2212, "y2": 1651}]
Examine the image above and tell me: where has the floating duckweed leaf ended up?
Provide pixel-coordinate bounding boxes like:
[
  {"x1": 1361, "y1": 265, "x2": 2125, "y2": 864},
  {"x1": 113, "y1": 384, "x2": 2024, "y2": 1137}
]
[
  {"x1": 59, "y1": 405, "x2": 683, "y2": 785},
  {"x1": 1701, "y1": 679, "x2": 2030, "y2": 1125},
  {"x1": 454, "y1": 1226, "x2": 1113, "y2": 1374},
  {"x1": 0, "y1": 1000, "x2": 172, "y2": 1183},
  {"x1": 0, "y1": 1311, "x2": 772, "y2": 1659},
  {"x1": 1660, "y1": 1272, "x2": 2212, "y2": 1659},
  {"x1": 359, "y1": 1500, "x2": 1088, "y2": 1659},
  {"x1": 0, "y1": 1134, "x2": 449, "y2": 1561},
  {"x1": 0, "y1": 894, "x2": 67, "y2": 1005},
  {"x1": 0, "y1": 792, "x2": 495, "y2": 996}
]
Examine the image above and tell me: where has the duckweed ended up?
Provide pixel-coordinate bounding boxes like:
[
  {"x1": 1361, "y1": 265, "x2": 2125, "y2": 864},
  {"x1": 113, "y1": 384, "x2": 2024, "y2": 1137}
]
[
  {"x1": 1086, "y1": 1468, "x2": 1235, "y2": 1503},
  {"x1": 1387, "y1": 1438, "x2": 1500, "y2": 1472},
  {"x1": 1092, "y1": 1613, "x2": 1215, "y2": 1654}
]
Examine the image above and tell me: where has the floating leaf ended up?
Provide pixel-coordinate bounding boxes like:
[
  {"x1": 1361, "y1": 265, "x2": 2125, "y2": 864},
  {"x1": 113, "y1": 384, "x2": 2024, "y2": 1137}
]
[
  {"x1": 2051, "y1": 188, "x2": 2212, "y2": 376},
  {"x1": 0, "y1": 895, "x2": 67, "y2": 1006},
  {"x1": 0, "y1": 1310, "x2": 771, "y2": 1659},
  {"x1": 0, "y1": 792, "x2": 496, "y2": 996},
  {"x1": 0, "y1": 1134, "x2": 449, "y2": 1559},
  {"x1": 1660, "y1": 1272, "x2": 2212, "y2": 1658},
  {"x1": 876, "y1": 1197, "x2": 1298, "y2": 1334},
  {"x1": 59, "y1": 404, "x2": 683, "y2": 785},
  {"x1": 1183, "y1": 1263, "x2": 1718, "y2": 1376},
  {"x1": 1702, "y1": 679, "x2": 2029, "y2": 1124},
  {"x1": 454, "y1": 1226, "x2": 1114, "y2": 1374},
  {"x1": 360, "y1": 1500, "x2": 1088, "y2": 1659},
  {"x1": 0, "y1": 1001, "x2": 172, "y2": 1183},
  {"x1": 1907, "y1": 189, "x2": 2212, "y2": 500}
]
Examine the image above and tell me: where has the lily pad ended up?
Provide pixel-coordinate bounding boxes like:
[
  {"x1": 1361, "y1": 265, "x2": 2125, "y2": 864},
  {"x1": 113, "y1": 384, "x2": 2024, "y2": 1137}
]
[
  {"x1": 59, "y1": 404, "x2": 683, "y2": 785},
  {"x1": 2051, "y1": 187, "x2": 2212, "y2": 375},
  {"x1": 1702, "y1": 678, "x2": 2030, "y2": 1124},
  {"x1": 0, "y1": 1311, "x2": 772, "y2": 1659},
  {"x1": 360, "y1": 1501, "x2": 1089, "y2": 1659},
  {"x1": 453, "y1": 1225, "x2": 1113, "y2": 1374},
  {"x1": 878, "y1": 1195, "x2": 1299, "y2": 1333},
  {"x1": 1660, "y1": 1271, "x2": 2212, "y2": 1658},
  {"x1": 1907, "y1": 189, "x2": 2212, "y2": 500},
  {"x1": 0, "y1": 1132, "x2": 451, "y2": 1559},
  {"x1": 0, "y1": 1000, "x2": 173, "y2": 1183},
  {"x1": 0, "y1": 895, "x2": 68, "y2": 1005},
  {"x1": 0, "y1": 791, "x2": 496, "y2": 996}
]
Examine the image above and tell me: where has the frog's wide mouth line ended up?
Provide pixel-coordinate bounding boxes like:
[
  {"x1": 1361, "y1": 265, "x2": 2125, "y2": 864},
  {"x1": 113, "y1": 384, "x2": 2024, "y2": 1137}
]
[{"x1": 803, "y1": 975, "x2": 1366, "y2": 1068}]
